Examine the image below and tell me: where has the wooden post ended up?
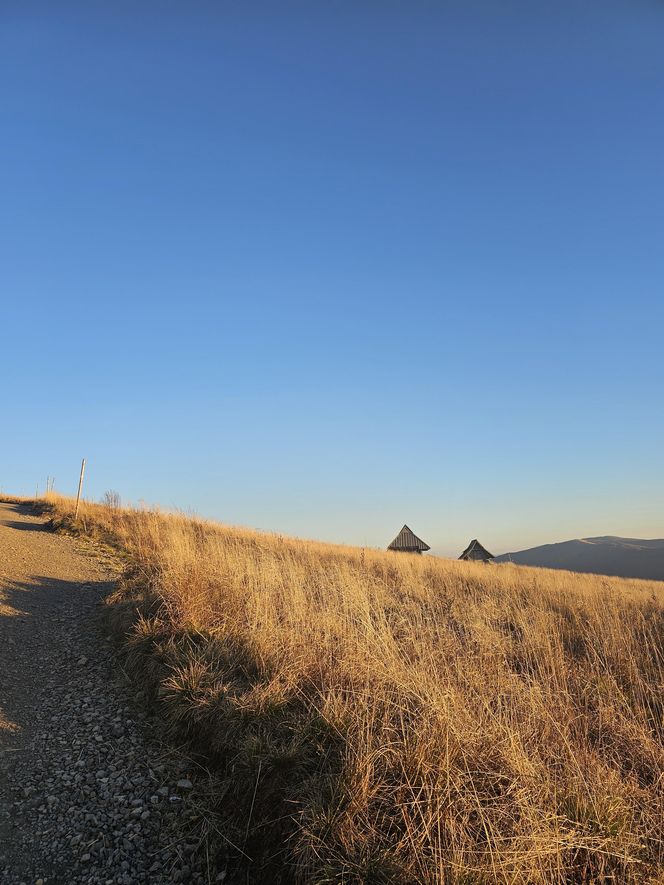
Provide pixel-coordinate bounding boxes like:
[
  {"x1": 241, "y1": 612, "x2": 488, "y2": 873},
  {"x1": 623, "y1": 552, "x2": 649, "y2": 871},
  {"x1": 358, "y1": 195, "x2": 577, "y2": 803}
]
[{"x1": 74, "y1": 458, "x2": 86, "y2": 520}]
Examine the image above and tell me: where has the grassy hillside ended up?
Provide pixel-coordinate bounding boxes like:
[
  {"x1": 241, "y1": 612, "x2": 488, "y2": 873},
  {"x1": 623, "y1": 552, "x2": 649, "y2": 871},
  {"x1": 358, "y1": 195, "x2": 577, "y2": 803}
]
[{"x1": 22, "y1": 495, "x2": 664, "y2": 882}]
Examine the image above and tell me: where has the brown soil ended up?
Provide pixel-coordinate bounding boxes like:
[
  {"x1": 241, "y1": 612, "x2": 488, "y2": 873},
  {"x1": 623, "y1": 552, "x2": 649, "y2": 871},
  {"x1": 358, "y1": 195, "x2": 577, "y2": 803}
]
[
  {"x1": 0, "y1": 501, "x2": 114, "y2": 878},
  {"x1": 0, "y1": 502, "x2": 214, "y2": 884}
]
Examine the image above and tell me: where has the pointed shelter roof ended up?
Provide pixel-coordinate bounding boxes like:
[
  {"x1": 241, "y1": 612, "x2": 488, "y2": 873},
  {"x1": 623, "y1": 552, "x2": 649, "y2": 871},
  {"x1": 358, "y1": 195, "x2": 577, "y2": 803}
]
[
  {"x1": 388, "y1": 524, "x2": 430, "y2": 552},
  {"x1": 459, "y1": 539, "x2": 494, "y2": 561}
]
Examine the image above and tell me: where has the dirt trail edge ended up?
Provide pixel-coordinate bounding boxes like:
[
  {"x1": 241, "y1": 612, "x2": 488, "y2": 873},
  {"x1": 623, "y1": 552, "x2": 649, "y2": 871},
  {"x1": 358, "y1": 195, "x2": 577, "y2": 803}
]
[{"x1": 0, "y1": 502, "x2": 218, "y2": 885}]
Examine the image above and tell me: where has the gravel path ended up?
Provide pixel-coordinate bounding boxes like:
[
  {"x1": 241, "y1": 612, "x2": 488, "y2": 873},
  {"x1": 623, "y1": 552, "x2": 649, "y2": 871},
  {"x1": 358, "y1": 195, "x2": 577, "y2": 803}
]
[{"x1": 0, "y1": 502, "x2": 221, "y2": 884}]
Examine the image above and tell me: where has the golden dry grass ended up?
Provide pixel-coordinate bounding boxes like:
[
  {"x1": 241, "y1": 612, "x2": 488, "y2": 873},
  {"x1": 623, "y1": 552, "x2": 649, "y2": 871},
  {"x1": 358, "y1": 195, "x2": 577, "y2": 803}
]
[{"x1": 27, "y1": 495, "x2": 664, "y2": 882}]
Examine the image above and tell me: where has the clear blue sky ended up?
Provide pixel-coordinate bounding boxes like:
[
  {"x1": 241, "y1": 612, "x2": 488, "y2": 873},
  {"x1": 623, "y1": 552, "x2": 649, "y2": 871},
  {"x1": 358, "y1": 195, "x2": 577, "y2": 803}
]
[{"x1": 1, "y1": 2, "x2": 662, "y2": 556}]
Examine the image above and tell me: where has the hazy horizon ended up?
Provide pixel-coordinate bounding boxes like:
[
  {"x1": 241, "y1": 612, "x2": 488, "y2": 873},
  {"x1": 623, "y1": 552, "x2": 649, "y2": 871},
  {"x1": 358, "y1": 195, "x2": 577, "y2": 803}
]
[
  {"x1": 2, "y1": 2, "x2": 662, "y2": 554},
  {"x1": 3, "y1": 481, "x2": 663, "y2": 561}
]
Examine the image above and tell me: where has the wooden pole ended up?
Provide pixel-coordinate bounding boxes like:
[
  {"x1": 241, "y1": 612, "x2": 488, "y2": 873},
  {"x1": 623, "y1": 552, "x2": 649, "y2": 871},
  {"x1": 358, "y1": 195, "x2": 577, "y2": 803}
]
[{"x1": 74, "y1": 458, "x2": 86, "y2": 520}]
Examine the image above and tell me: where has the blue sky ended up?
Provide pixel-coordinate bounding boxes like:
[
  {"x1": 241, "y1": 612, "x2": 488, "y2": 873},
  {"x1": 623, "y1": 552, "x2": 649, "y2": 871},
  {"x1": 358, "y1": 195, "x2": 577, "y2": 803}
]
[{"x1": 1, "y1": 2, "x2": 662, "y2": 556}]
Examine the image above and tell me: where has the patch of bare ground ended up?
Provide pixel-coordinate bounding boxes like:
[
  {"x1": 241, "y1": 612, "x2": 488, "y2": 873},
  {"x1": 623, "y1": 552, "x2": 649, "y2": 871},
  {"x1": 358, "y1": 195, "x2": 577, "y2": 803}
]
[{"x1": 0, "y1": 500, "x2": 226, "y2": 884}]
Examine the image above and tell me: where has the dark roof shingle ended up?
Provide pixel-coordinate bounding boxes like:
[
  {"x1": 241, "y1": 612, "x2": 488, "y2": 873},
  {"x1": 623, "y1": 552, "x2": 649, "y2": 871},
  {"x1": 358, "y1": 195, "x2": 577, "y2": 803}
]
[
  {"x1": 459, "y1": 539, "x2": 494, "y2": 561},
  {"x1": 388, "y1": 524, "x2": 430, "y2": 552}
]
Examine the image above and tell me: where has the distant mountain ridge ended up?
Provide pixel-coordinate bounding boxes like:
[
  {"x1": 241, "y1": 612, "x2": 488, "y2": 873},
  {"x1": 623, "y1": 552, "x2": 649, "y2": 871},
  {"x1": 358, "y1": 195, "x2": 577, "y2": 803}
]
[{"x1": 495, "y1": 536, "x2": 664, "y2": 582}]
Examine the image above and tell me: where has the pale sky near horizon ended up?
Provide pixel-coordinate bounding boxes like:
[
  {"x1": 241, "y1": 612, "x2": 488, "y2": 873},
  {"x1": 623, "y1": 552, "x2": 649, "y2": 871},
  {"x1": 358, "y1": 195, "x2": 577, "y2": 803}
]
[{"x1": 1, "y1": 2, "x2": 663, "y2": 557}]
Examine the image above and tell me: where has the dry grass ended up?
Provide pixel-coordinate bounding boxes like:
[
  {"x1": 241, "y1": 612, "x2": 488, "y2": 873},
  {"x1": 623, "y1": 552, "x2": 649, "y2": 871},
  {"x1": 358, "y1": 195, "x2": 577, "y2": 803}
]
[{"x1": 23, "y1": 494, "x2": 664, "y2": 882}]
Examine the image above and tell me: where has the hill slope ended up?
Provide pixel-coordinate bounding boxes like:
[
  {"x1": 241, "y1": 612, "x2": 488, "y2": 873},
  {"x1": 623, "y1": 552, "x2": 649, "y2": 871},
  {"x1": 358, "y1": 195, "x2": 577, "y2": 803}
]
[
  {"x1": 495, "y1": 535, "x2": 664, "y2": 581},
  {"x1": 21, "y1": 495, "x2": 664, "y2": 883}
]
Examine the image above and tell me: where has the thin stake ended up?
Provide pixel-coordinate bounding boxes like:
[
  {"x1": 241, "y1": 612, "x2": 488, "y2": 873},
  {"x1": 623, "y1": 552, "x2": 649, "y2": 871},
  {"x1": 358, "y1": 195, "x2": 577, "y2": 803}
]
[{"x1": 74, "y1": 458, "x2": 86, "y2": 520}]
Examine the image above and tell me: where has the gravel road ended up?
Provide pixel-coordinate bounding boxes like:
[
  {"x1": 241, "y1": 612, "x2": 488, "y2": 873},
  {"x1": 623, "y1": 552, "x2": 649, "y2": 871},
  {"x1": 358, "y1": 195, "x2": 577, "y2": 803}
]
[{"x1": 0, "y1": 502, "x2": 221, "y2": 884}]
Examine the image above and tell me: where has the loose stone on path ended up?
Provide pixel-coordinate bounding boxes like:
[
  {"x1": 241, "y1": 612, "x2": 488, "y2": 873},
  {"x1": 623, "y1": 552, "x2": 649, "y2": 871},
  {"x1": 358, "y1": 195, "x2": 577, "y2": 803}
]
[{"x1": 0, "y1": 502, "x2": 223, "y2": 884}]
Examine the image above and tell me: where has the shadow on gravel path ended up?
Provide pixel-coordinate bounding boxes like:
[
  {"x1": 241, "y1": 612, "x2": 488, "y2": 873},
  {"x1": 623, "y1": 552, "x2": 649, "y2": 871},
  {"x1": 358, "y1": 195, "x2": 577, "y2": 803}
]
[
  {"x1": 1, "y1": 520, "x2": 50, "y2": 533},
  {"x1": 0, "y1": 573, "x2": 113, "y2": 748},
  {"x1": 0, "y1": 501, "x2": 221, "y2": 885}
]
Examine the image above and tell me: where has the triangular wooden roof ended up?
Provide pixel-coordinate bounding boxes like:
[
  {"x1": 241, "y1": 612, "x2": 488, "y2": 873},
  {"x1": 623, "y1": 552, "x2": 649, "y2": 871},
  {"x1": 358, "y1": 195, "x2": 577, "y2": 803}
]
[
  {"x1": 388, "y1": 524, "x2": 430, "y2": 552},
  {"x1": 459, "y1": 539, "x2": 494, "y2": 560}
]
